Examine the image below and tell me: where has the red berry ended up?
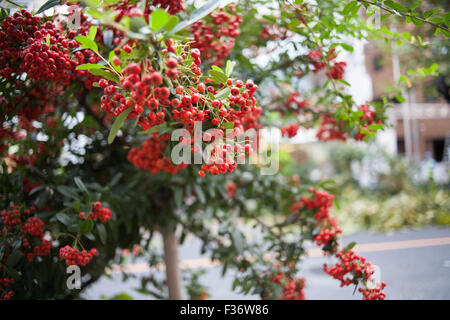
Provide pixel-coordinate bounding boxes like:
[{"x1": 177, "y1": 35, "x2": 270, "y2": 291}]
[
  {"x1": 176, "y1": 86, "x2": 184, "y2": 94},
  {"x1": 112, "y1": 56, "x2": 120, "y2": 66},
  {"x1": 231, "y1": 87, "x2": 240, "y2": 96},
  {"x1": 166, "y1": 57, "x2": 178, "y2": 68}
]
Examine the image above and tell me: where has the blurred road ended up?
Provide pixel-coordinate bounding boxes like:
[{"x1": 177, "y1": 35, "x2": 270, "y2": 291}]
[{"x1": 83, "y1": 226, "x2": 450, "y2": 300}]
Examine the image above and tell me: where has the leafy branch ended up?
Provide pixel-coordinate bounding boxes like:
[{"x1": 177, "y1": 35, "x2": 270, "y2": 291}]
[{"x1": 357, "y1": 0, "x2": 450, "y2": 35}]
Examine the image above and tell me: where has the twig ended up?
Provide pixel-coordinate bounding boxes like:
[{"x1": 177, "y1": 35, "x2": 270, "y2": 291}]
[{"x1": 357, "y1": 0, "x2": 449, "y2": 33}]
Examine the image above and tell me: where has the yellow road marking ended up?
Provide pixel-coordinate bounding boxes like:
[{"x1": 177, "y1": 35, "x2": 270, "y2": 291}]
[{"x1": 106, "y1": 236, "x2": 450, "y2": 274}]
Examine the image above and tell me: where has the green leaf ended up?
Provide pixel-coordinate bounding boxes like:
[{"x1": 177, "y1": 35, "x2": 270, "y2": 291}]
[
  {"x1": 164, "y1": 15, "x2": 180, "y2": 33},
  {"x1": 6, "y1": 248, "x2": 22, "y2": 267},
  {"x1": 384, "y1": 0, "x2": 408, "y2": 13},
  {"x1": 214, "y1": 87, "x2": 231, "y2": 100},
  {"x1": 337, "y1": 79, "x2": 351, "y2": 86},
  {"x1": 429, "y1": 17, "x2": 443, "y2": 24},
  {"x1": 88, "y1": 68, "x2": 120, "y2": 83},
  {"x1": 86, "y1": 8, "x2": 103, "y2": 20},
  {"x1": 97, "y1": 223, "x2": 107, "y2": 244},
  {"x1": 444, "y1": 12, "x2": 450, "y2": 26},
  {"x1": 74, "y1": 177, "x2": 88, "y2": 194},
  {"x1": 174, "y1": 188, "x2": 183, "y2": 208},
  {"x1": 231, "y1": 229, "x2": 244, "y2": 253},
  {"x1": 222, "y1": 121, "x2": 234, "y2": 129},
  {"x1": 410, "y1": 1, "x2": 421, "y2": 11},
  {"x1": 339, "y1": 42, "x2": 354, "y2": 52},
  {"x1": 193, "y1": 185, "x2": 206, "y2": 204},
  {"x1": 56, "y1": 212, "x2": 71, "y2": 226},
  {"x1": 396, "y1": 93, "x2": 406, "y2": 103},
  {"x1": 137, "y1": 123, "x2": 165, "y2": 135},
  {"x1": 76, "y1": 64, "x2": 107, "y2": 70},
  {"x1": 211, "y1": 65, "x2": 224, "y2": 73},
  {"x1": 208, "y1": 69, "x2": 228, "y2": 84},
  {"x1": 130, "y1": 16, "x2": 147, "y2": 33},
  {"x1": 80, "y1": 220, "x2": 94, "y2": 234},
  {"x1": 109, "y1": 293, "x2": 133, "y2": 300},
  {"x1": 424, "y1": 9, "x2": 439, "y2": 19},
  {"x1": 75, "y1": 35, "x2": 98, "y2": 53},
  {"x1": 168, "y1": 0, "x2": 221, "y2": 35},
  {"x1": 88, "y1": 26, "x2": 97, "y2": 40},
  {"x1": 84, "y1": 232, "x2": 95, "y2": 241},
  {"x1": 319, "y1": 179, "x2": 336, "y2": 188},
  {"x1": 109, "y1": 51, "x2": 121, "y2": 72},
  {"x1": 108, "y1": 107, "x2": 132, "y2": 144},
  {"x1": 343, "y1": 1, "x2": 357, "y2": 15},
  {"x1": 368, "y1": 123, "x2": 383, "y2": 130},
  {"x1": 151, "y1": 9, "x2": 169, "y2": 31},
  {"x1": 4, "y1": 266, "x2": 20, "y2": 279},
  {"x1": 35, "y1": 0, "x2": 60, "y2": 15},
  {"x1": 381, "y1": 13, "x2": 390, "y2": 21},
  {"x1": 225, "y1": 60, "x2": 236, "y2": 76},
  {"x1": 344, "y1": 241, "x2": 357, "y2": 251},
  {"x1": 56, "y1": 186, "x2": 79, "y2": 200}
]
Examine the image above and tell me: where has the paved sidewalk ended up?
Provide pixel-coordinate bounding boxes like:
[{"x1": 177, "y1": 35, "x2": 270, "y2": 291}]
[{"x1": 83, "y1": 226, "x2": 450, "y2": 300}]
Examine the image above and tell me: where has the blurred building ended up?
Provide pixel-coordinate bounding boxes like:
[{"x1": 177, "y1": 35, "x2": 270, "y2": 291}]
[{"x1": 364, "y1": 41, "x2": 450, "y2": 164}]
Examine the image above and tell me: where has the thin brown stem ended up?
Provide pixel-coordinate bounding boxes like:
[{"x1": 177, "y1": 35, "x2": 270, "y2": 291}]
[{"x1": 357, "y1": 0, "x2": 449, "y2": 33}]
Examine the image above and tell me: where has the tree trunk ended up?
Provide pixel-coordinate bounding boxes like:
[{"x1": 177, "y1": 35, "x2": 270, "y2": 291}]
[{"x1": 163, "y1": 223, "x2": 183, "y2": 299}]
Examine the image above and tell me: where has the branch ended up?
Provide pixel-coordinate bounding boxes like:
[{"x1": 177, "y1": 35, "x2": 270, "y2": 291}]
[{"x1": 357, "y1": 0, "x2": 450, "y2": 33}]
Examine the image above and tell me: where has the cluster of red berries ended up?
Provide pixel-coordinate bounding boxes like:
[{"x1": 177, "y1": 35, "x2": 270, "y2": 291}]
[
  {"x1": 281, "y1": 124, "x2": 300, "y2": 138},
  {"x1": 190, "y1": 4, "x2": 242, "y2": 66},
  {"x1": 0, "y1": 278, "x2": 13, "y2": 287},
  {"x1": 59, "y1": 246, "x2": 98, "y2": 266},
  {"x1": 198, "y1": 138, "x2": 254, "y2": 178},
  {"x1": 326, "y1": 61, "x2": 347, "y2": 80},
  {"x1": 99, "y1": 56, "x2": 183, "y2": 120},
  {"x1": 0, "y1": 8, "x2": 100, "y2": 150},
  {"x1": 23, "y1": 237, "x2": 52, "y2": 262},
  {"x1": 289, "y1": 188, "x2": 341, "y2": 253},
  {"x1": 323, "y1": 249, "x2": 375, "y2": 286},
  {"x1": 226, "y1": 182, "x2": 236, "y2": 197},
  {"x1": 284, "y1": 92, "x2": 310, "y2": 112},
  {"x1": 354, "y1": 104, "x2": 379, "y2": 141},
  {"x1": 316, "y1": 113, "x2": 348, "y2": 141},
  {"x1": 0, "y1": 9, "x2": 40, "y2": 79},
  {"x1": 0, "y1": 278, "x2": 14, "y2": 300},
  {"x1": 1, "y1": 205, "x2": 52, "y2": 265},
  {"x1": 359, "y1": 281, "x2": 387, "y2": 300},
  {"x1": 317, "y1": 104, "x2": 380, "y2": 142},
  {"x1": 1, "y1": 204, "x2": 24, "y2": 227},
  {"x1": 289, "y1": 188, "x2": 335, "y2": 224},
  {"x1": 260, "y1": 24, "x2": 290, "y2": 40},
  {"x1": 21, "y1": 217, "x2": 45, "y2": 238},
  {"x1": 152, "y1": 0, "x2": 185, "y2": 15},
  {"x1": 268, "y1": 272, "x2": 306, "y2": 300},
  {"x1": 307, "y1": 50, "x2": 327, "y2": 73},
  {"x1": 288, "y1": 188, "x2": 386, "y2": 299},
  {"x1": 313, "y1": 228, "x2": 342, "y2": 247},
  {"x1": 2, "y1": 82, "x2": 57, "y2": 133},
  {"x1": 79, "y1": 202, "x2": 112, "y2": 223},
  {"x1": 97, "y1": 40, "x2": 261, "y2": 177},
  {"x1": 128, "y1": 133, "x2": 188, "y2": 174},
  {"x1": 0, "y1": 10, "x2": 82, "y2": 84},
  {"x1": 307, "y1": 48, "x2": 346, "y2": 80}
]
